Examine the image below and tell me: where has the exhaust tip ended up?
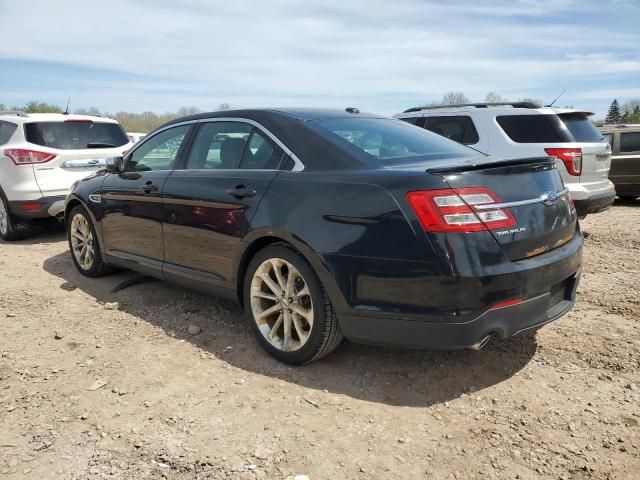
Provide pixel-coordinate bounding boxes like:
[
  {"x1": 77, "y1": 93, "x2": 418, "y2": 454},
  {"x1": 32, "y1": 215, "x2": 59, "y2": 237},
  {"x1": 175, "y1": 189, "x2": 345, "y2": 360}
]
[{"x1": 469, "y1": 334, "x2": 493, "y2": 351}]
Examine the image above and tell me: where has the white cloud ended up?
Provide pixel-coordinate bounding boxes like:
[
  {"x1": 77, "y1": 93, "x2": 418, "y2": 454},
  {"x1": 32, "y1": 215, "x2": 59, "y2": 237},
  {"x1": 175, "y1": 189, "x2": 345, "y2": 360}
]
[{"x1": 0, "y1": 0, "x2": 638, "y2": 116}]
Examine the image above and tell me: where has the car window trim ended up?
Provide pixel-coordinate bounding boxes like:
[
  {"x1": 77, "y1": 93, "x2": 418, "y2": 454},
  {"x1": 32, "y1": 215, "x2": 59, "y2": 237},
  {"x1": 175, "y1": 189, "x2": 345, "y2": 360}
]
[{"x1": 620, "y1": 131, "x2": 640, "y2": 154}]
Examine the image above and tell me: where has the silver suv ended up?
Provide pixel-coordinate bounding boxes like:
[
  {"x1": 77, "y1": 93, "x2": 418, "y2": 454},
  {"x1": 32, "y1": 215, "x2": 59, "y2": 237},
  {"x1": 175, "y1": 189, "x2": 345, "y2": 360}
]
[
  {"x1": 395, "y1": 102, "x2": 615, "y2": 218},
  {"x1": 0, "y1": 111, "x2": 131, "y2": 240}
]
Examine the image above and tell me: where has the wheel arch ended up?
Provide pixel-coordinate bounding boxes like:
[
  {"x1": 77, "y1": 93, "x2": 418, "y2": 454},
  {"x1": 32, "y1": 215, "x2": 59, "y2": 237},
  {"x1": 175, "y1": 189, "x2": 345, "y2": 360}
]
[
  {"x1": 233, "y1": 229, "x2": 347, "y2": 312},
  {"x1": 65, "y1": 194, "x2": 107, "y2": 260}
]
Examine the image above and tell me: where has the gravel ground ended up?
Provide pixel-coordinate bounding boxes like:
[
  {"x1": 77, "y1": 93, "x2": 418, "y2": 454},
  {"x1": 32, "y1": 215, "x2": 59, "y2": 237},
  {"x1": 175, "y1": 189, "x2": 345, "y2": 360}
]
[{"x1": 1, "y1": 200, "x2": 639, "y2": 480}]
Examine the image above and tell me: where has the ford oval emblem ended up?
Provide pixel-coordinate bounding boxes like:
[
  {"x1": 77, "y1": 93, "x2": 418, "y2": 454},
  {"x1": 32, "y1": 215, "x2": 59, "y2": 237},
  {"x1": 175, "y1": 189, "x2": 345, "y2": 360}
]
[{"x1": 542, "y1": 191, "x2": 558, "y2": 206}]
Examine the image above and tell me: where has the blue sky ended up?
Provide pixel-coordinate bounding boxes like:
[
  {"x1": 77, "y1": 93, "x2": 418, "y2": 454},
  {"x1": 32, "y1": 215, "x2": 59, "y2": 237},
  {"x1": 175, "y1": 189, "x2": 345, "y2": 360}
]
[{"x1": 1, "y1": 0, "x2": 639, "y2": 119}]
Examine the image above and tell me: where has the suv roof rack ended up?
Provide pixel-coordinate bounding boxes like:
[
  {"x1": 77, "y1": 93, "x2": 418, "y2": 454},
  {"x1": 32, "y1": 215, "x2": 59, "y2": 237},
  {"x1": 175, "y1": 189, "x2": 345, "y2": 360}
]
[
  {"x1": 402, "y1": 102, "x2": 540, "y2": 113},
  {"x1": 0, "y1": 110, "x2": 29, "y2": 117}
]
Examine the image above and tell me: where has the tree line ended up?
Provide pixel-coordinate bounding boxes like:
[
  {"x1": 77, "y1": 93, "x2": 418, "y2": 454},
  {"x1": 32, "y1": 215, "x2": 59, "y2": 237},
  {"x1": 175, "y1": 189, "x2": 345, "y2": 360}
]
[
  {"x1": 605, "y1": 99, "x2": 640, "y2": 124},
  {"x1": 0, "y1": 101, "x2": 232, "y2": 133}
]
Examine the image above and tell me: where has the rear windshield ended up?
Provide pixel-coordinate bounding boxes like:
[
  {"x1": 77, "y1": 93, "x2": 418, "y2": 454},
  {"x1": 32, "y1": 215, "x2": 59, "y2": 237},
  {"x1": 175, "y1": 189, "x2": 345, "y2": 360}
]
[
  {"x1": 558, "y1": 114, "x2": 604, "y2": 142},
  {"x1": 25, "y1": 121, "x2": 129, "y2": 150},
  {"x1": 496, "y1": 114, "x2": 573, "y2": 143},
  {"x1": 306, "y1": 117, "x2": 476, "y2": 165}
]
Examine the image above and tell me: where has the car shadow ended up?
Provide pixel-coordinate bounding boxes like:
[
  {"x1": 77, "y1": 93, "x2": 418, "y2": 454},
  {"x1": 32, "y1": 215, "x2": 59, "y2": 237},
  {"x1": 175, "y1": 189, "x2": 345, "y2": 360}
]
[
  {"x1": 614, "y1": 196, "x2": 639, "y2": 206},
  {"x1": 0, "y1": 220, "x2": 66, "y2": 246},
  {"x1": 42, "y1": 251, "x2": 537, "y2": 407}
]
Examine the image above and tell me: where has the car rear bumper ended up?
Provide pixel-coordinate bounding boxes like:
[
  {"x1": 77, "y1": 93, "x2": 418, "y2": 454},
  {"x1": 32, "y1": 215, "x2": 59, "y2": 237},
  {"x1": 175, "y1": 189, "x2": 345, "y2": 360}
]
[
  {"x1": 8, "y1": 196, "x2": 66, "y2": 219},
  {"x1": 337, "y1": 269, "x2": 580, "y2": 349},
  {"x1": 573, "y1": 190, "x2": 616, "y2": 216}
]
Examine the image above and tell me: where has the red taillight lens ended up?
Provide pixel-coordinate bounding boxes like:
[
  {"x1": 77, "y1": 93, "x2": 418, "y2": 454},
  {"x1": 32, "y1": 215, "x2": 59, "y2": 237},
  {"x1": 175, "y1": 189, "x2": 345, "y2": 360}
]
[
  {"x1": 545, "y1": 148, "x2": 582, "y2": 176},
  {"x1": 20, "y1": 203, "x2": 43, "y2": 211},
  {"x1": 490, "y1": 297, "x2": 524, "y2": 309},
  {"x1": 4, "y1": 149, "x2": 56, "y2": 165},
  {"x1": 406, "y1": 187, "x2": 516, "y2": 233}
]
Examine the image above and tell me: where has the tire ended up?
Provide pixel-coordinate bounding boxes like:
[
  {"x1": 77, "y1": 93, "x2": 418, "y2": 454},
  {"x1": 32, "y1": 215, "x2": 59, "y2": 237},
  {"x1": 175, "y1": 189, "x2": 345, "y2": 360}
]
[
  {"x1": 243, "y1": 244, "x2": 343, "y2": 364},
  {"x1": 0, "y1": 191, "x2": 33, "y2": 241},
  {"x1": 67, "y1": 205, "x2": 114, "y2": 277}
]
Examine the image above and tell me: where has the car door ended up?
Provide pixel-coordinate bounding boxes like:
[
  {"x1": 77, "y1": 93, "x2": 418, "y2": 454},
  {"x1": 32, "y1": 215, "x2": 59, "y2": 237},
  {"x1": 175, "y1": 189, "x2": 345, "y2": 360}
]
[
  {"x1": 161, "y1": 120, "x2": 286, "y2": 294},
  {"x1": 610, "y1": 131, "x2": 640, "y2": 194},
  {"x1": 100, "y1": 124, "x2": 193, "y2": 273}
]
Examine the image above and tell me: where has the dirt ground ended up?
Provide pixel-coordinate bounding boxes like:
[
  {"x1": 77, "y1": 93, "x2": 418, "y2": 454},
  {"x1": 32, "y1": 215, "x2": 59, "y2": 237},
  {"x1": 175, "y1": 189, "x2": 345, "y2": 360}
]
[{"x1": 1, "y1": 200, "x2": 639, "y2": 480}]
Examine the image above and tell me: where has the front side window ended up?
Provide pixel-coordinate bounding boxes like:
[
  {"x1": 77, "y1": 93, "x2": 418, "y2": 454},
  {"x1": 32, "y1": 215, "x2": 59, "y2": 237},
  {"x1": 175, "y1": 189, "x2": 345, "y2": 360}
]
[
  {"x1": 425, "y1": 116, "x2": 479, "y2": 145},
  {"x1": 307, "y1": 117, "x2": 476, "y2": 166},
  {"x1": 25, "y1": 121, "x2": 129, "y2": 149},
  {"x1": 126, "y1": 124, "x2": 190, "y2": 172},
  {"x1": 0, "y1": 121, "x2": 17, "y2": 145},
  {"x1": 186, "y1": 122, "x2": 252, "y2": 169},
  {"x1": 620, "y1": 132, "x2": 640, "y2": 153},
  {"x1": 496, "y1": 114, "x2": 573, "y2": 143},
  {"x1": 240, "y1": 130, "x2": 285, "y2": 169}
]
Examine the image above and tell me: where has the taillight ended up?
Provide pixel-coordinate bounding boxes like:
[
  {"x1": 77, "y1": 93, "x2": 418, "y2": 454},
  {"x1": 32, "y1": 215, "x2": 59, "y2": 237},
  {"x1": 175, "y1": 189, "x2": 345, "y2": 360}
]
[
  {"x1": 545, "y1": 148, "x2": 582, "y2": 176},
  {"x1": 406, "y1": 187, "x2": 516, "y2": 233},
  {"x1": 4, "y1": 149, "x2": 57, "y2": 165}
]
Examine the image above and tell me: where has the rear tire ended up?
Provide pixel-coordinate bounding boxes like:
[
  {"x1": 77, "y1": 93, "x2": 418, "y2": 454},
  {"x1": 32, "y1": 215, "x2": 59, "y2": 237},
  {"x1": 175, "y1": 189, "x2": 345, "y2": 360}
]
[
  {"x1": 0, "y1": 192, "x2": 33, "y2": 241},
  {"x1": 67, "y1": 205, "x2": 114, "y2": 277},
  {"x1": 243, "y1": 244, "x2": 343, "y2": 364}
]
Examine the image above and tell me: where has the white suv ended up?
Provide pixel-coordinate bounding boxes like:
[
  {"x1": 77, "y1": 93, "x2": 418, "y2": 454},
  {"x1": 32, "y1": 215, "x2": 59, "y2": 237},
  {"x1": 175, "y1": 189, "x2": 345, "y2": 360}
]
[
  {"x1": 394, "y1": 102, "x2": 615, "y2": 217},
  {"x1": 0, "y1": 111, "x2": 131, "y2": 240}
]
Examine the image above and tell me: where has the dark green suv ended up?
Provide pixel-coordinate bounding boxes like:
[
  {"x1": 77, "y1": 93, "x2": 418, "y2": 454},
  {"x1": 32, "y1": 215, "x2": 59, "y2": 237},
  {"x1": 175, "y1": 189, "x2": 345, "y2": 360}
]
[{"x1": 600, "y1": 125, "x2": 640, "y2": 200}]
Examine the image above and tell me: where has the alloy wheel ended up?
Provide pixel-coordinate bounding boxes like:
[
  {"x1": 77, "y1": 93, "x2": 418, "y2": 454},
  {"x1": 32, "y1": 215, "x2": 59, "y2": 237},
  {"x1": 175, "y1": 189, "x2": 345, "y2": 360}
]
[
  {"x1": 0, "y1": 197, "x2": 8, "y2": 236},
  {"x1": 70, "y1": 213, "x2": 95, "y2": 270},
  {"x1": 250, "y1": 257, "x2": 314, "y2": 352}
]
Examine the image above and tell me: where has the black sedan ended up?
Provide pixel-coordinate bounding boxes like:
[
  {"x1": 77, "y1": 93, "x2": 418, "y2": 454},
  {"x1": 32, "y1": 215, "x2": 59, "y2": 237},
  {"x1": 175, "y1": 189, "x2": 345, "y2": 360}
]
[{"x1": 65, "y1": 108, "x2": 582, "y2": 364}]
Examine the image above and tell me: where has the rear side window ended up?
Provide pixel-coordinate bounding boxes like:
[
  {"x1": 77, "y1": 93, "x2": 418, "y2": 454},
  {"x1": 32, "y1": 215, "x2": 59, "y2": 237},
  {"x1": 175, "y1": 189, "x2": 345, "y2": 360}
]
[
  {"x1": 496, "y1": 115, "x2": 573, "y2": 143},
  {"x1": 307, "y1": 117, "x2": 476, "y2": 166},
  {"x1": 425, "y1": 116, "x2": 479, "y2": 145},
  {"x1": 240, "y1": 130, "x2": 285, "y2": 169},
  {"x1": 558, "y1": 115, "x2": 603, "y2": 142},
  {"x1": 25, "y1": 121, "x2": 129, "y2": 150},
  {"x1": 620, "y1": 132, "x2": 640, "y2": 153},
  {"x1": 0, "y1": 121, "x2": 17, "y2": 145}
]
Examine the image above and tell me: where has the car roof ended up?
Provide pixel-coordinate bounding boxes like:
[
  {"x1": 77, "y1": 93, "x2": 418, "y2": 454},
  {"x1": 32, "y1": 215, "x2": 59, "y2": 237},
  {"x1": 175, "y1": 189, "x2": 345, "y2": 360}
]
[
  {"x1": 394, "y1": 105, "x2": 556, "y2": 118},
  {"x1": 163, "y1": 107, "x2": 383, "y2": 127},
  {"x1": 0, "y1": 112, "x2": 118, "y2": 123}
]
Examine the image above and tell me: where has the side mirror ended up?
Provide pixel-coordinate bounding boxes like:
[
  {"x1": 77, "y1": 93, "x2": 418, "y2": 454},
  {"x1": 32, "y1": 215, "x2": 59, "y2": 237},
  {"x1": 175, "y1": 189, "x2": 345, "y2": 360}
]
[{"x1": 105, "y1": 156, "x2": 125, "y2": 173}]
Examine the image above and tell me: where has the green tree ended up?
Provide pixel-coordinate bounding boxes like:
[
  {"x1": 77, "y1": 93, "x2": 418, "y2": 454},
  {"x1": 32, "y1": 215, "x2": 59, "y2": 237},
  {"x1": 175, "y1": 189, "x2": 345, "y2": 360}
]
[
  {"x1": 605, "y1": 99, "x2": 622, "y2": 124},
  {"x1": 23, "y1": 101, "x2": 62, "y2": 113}
]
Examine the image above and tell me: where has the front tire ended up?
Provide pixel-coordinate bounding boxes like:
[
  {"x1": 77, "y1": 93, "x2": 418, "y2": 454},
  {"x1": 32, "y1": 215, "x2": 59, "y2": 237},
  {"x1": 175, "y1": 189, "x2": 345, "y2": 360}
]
[
  {"x1": 67, "y1": 205, "x2": 114, "y2": 277},
  {"x1": 243, "y1": 244, "x2": 343, "y2": 364},
  {"x1": 0, "y1": 193, "x2": 33, "y2": 241}
]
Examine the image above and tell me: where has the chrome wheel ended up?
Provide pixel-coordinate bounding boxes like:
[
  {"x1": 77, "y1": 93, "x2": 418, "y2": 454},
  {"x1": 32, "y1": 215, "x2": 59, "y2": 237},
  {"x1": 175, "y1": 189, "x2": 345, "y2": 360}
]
[
  {"x1": 250, "y1": 258, "x2": 314, "y2": 352},
  {"x1": 0, "y1": 196, "x2": 8, "y2": 236},
  {"x1": 70, "y1": 213, "x2": 95, "y2": 270},
  {"x1": 0, "y1": 197, "x2": 9, "y2": 235}
]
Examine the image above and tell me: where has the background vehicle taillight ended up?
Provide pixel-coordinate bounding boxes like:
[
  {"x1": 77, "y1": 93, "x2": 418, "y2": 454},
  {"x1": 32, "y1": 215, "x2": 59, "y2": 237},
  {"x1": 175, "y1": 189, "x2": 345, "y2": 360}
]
[
  {"x1": 406, "y1": 187, "x2": 516, "y2": 233},
  {"x1": 4, "y1": 149, "x2": 57, "y2": 165},
  {"x1": 545, "y1": 148, "x2": 582, "y2": 176}
]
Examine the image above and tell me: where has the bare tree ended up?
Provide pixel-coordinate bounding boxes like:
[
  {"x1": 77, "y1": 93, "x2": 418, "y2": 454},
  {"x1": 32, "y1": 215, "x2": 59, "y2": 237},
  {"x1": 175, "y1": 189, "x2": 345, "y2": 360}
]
[
  {"x1": 621, "y1": 99, "x2": 640, "y2": 115},
  {"x1": 484, "y1": 92, "x2": 506, "y2": 103},
  {"x1": 217, "y1": 103, "x2": 232, "y2": 111},
  {"x1": 442, "y1": 91, "x2": 469, "y2": 105},
  {"x1": 177, "y1": 106, "x2": 200, "y2": 117},
  {"x1": 518, "y1": 97, "x2": 543, "y2": 107}
]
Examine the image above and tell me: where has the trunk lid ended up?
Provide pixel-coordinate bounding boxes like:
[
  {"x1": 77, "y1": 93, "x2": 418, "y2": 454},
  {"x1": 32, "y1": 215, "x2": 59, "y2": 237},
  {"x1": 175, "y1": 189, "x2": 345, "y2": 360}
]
[{"x1": 429, "y1": 157, "x2": 577, "y2": 261}]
